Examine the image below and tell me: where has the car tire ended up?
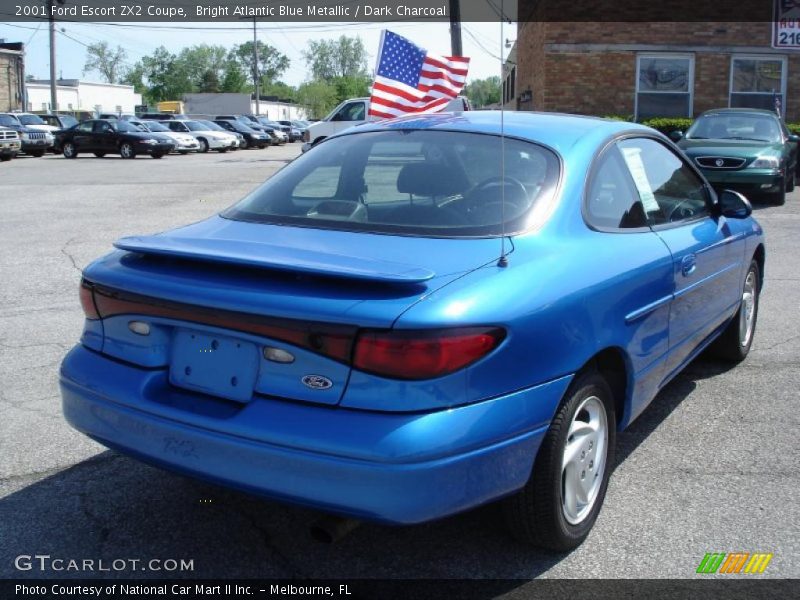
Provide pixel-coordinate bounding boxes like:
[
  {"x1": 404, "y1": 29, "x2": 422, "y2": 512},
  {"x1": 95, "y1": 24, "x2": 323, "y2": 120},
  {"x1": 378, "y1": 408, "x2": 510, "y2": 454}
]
[
  {"x1": 502, "y1": 369, "x2": 615, "y2": 551},
  {"x1": 31, "y1": 150, "x2": 45, "y2": 158},
  {"x1": 786, "y1": 171, "x2": 795, "y2": 193},
  {"x1": 198, "y1": 138, "x2": 210, "y2": 153},
  {"x1": 769, "y1": 183, "x2": 786, "y2": 205},
  {"x1": 709, "y1": 259, "x2": 760, "y2": 363},
  {"x1": 63, "y1": 142, "x2": 77, "y2": 159},
  {"x1": 93, "y1": 152, "x2": 106, "y2": 158},
  {"x1": 119, "y1": 143, "x2": 136, "y2": 159},
  {"x1": 0, "y1": 155, "x2": 11, "y2": 162}
]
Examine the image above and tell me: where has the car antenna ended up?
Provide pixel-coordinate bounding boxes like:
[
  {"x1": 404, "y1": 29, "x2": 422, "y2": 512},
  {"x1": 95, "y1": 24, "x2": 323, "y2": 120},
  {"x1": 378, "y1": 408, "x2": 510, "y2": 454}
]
[{"x1": 497, "y1": 0, "x2": 509, "y2": 268}]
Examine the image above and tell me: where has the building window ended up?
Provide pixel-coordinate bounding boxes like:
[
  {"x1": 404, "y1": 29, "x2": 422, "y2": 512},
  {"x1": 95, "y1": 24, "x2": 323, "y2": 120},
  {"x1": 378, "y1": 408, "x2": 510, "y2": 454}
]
[
  {"x1": 503, "y1": 66, "x2": 516, "y2": 105},
  {"x1": 730, "y1": 56, "x2": 786, "y2": 114},
  {"x1": 636, "y1": 54, "x2": 694, "y2": 120}
]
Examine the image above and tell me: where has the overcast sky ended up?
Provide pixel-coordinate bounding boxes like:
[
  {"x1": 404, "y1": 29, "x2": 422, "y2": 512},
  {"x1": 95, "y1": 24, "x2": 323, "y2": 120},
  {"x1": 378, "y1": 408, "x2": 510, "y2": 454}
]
[{"x1": 0, "y1": 20, "x2": 515, "y2": 86}]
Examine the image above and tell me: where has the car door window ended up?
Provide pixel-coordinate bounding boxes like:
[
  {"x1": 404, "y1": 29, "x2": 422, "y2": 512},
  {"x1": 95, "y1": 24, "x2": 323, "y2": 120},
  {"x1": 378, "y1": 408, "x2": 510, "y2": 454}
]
[
  {"x1": 77, "y1": 121, "x2": 93, "y2": 133},
  {"x1": 585, "y1": 146, "x2": 648, "y2": 230},
  {"x1": 93, "y1": 121, "x2": 113, "y2": 134},
  {"x1": 333, "y1": 102, "x2": 366, "y2": 122},
  {"x1": 618, "y1": 138, "x2": 710, "y2": 226}
]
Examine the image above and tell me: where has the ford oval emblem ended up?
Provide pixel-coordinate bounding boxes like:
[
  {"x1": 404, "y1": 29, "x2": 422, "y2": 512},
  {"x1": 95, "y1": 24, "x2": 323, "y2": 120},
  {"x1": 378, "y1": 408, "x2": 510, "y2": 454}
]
[{"x1": 302, "y1": 375, "x2": 333, "y2": 390}]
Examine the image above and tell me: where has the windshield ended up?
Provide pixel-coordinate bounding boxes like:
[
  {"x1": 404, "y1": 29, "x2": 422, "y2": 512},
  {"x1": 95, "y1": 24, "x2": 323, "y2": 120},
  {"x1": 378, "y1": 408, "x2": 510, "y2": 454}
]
[
  {"x1": 195, "y1": 120, "x2": 223, "y2": 131},
  {"x1": 143, "y1": 120, "x2": 170, "y2": 132},
  {"x1": 223, "y1": 130, "x2": 560, "y2": 237},
  {"x1": 19, "y1": 114, "x2": 45, "y2": 125},
  {"x1": 115, "y1": 121, "x2": 143, "y2": 133},
  {"x1": 0, "y1": 114, "x2": 21, "y2": 127},
  {"x1": 686, "y1": 113, "x2": 783, "y2": 143},
  {"x1": 180, "y1": 121, "x2": 203, "y2": 131},
  {"x1": 59, "y1": 115, "x2": 78, "y2": 128}
]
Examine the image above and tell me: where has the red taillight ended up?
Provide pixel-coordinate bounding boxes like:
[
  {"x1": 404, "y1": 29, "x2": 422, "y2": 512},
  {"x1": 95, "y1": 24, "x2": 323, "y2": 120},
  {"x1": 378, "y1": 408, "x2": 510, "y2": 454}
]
[
  {"x1": 353, "y1": 327, "x2": 505, "y2": 380},
  {"x1": 79, "y1": 280, "x2": 100, "y2": 320}
]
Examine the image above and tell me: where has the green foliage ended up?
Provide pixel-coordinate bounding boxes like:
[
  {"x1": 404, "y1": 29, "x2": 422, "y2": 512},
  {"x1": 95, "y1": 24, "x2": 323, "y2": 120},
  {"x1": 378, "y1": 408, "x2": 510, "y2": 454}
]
[
  {"x1": 296, "y1": 80, "x2": 339, "y2": 119},
  {"x1": 601, "y1": 114, "x2": 634, "y2": 122},
  {"x1": 787, "y1": 123, "x2": 800, "y2": 135},
  {"x1": 233, "y1": 41, "x2": 290, "y2": 86},
  {"x1": 303, "y1": 36, "x2": 368, "y2": 80},
  {"x1": 463, "y1": 76, "x2": 501, "y2": 108},
  {"x1": 220, "y1": 61, "x2": 248, "y2": 93},
  {"x1": 261, "y1": 81, "x2": 297, "y2": 102},
  {"x1": 332, "y1": 75, "x2": 371, "y2": 101},
  {"x1": 639, "y1": 117, "x2": 694, "y2": 134},
  {"x1": 83, "y1": 41, "x2": 127, "y2": 84}
]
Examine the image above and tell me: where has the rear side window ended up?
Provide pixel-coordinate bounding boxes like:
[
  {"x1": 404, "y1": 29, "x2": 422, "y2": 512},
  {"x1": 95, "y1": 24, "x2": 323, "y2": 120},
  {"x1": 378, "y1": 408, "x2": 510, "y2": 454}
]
[
  {"x1": 585, "y1": 147, "x2": 648, "y2": 229},
  {"x1": 223, "y1": 130, "x2": 560, "y2": 237}
]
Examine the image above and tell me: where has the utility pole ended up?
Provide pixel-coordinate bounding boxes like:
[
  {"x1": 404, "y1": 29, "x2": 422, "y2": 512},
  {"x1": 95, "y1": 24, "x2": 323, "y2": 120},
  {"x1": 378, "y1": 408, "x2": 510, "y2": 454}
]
[
  {"x1": 252, "y1": 17, "x2": 260, "y2": 115},
  {"x1": 47, "y1": 0, "x2": 57, "y2": 112},
  {"x1": 449, "y1": 0, "x2": 462, "y2": 56}
]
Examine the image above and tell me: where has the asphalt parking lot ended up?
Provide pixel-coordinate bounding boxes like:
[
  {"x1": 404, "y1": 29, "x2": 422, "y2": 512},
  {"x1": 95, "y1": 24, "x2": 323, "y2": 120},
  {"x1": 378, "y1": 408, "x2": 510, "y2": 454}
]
[{"x1": 1, "y1": 147, "x2": 798, "y2": 581}]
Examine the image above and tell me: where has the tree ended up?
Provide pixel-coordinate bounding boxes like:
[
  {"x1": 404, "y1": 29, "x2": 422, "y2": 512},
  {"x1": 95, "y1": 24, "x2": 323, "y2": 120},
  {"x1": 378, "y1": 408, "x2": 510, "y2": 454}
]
[
  {"x1": 220, "y1": 60, "x2": 248, "y2": 93},
  {"x1": 139, "y1": 46, "x2": 192, "y2": 103},
  {"x1": 463, "y1": 76, "x2": 502, "y2": 108},
  {"x1": 296, "y1": 80, "x2": 339, "y2": 119},
  {"x1": 83, "y1": 41, "x2": 128, "y2": 84},
  {"x1": 199, "y1": 69, "x2": 220, "y2": 93},
  {"x1": 261, "y1": 81, "x2": 297, "y2": 102},
  {"x1": 232, "y1": 41, "x2": 290, "y2": 87},
  {"x1": 303, "y1": 36, "x2": 368, "y2": 80},
  {"x1": 121, "y1": 62, "x2": 146, "y2": 96}
]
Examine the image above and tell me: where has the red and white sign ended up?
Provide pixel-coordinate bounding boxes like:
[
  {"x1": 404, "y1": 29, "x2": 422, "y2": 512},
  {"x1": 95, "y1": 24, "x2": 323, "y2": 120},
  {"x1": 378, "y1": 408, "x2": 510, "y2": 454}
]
[{"x1": 773, "y1": 0, "x2": 800, "y2": 49}]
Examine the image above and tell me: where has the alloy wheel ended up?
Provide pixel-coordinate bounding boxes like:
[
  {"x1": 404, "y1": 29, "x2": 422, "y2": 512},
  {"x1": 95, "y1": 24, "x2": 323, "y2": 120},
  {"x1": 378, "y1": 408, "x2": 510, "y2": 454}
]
[
  {"x1": 561, "y1": 395, "x2": 608, "y2": 525},
  {"x1": 739, "y1": 269, "x2": 757, "y2": 347}
]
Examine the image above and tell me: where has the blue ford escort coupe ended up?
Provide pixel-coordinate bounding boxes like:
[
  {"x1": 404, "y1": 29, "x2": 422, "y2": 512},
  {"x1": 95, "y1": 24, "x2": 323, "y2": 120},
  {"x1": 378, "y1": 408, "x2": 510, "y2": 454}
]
[{"x1": 60, "y1": 112, "x2": 764, "y2": 550}]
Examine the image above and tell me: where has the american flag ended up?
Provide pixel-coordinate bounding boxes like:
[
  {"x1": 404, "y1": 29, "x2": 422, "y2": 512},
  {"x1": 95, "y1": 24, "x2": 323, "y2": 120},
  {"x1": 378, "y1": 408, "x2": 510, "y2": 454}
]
[{"x1": 368, "y1": 31, "x2": 470, "y2": 119}]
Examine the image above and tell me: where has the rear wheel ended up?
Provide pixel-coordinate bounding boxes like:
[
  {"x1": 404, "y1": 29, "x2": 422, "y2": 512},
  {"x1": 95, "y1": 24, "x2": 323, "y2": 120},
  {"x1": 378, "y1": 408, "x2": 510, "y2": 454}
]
[
  {"x1": 198, "y1": 138, "x2": 210, "y2": 153},
  {"x1": 119, "y1": 143, "x2": 136, "y2": 159},
  {"x1": 93, "y1": 152, "x2": 106, "y2": 158},
  {"x1": 709, "y1": 259, "x2": 760, "y2": 362},
  {"x1": 502, "y1": 370, "x2": 615, "y2": 550},
  {"x1": 63, "y1": 142, "x2": 77, "y2": 159}
]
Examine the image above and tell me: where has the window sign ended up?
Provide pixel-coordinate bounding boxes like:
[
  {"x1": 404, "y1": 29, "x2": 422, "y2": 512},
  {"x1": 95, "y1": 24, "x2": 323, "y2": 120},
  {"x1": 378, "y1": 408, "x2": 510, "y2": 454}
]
[{"x1": 773, "y1": 0, "x2": 800, "y2": 49}]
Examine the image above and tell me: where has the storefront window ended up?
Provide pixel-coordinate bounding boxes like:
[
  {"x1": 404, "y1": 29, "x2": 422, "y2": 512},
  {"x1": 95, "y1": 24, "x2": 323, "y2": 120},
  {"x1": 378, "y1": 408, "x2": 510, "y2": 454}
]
[{"x1": 730, "y1": 57, "x2": 786, "y2": 114}]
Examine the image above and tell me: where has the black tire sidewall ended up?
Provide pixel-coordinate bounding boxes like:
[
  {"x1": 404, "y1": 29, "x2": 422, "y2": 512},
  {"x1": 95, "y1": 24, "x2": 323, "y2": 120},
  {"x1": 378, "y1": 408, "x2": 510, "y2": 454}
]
[{"x1": 737, "y1": 260, "x2": 760, "y2": 357}]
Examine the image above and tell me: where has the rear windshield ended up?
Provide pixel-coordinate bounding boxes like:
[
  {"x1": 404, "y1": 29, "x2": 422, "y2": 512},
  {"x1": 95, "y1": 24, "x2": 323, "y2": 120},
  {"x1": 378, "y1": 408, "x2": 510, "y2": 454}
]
[{"x1": 223, "y1": 130, "x2": 560, "y2": 237}]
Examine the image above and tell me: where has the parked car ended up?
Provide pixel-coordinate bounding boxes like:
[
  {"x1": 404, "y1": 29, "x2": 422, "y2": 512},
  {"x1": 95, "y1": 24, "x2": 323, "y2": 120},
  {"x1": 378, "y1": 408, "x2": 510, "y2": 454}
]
[
  {"x1": 61, "y1": 112, "x2": 765, "y2": 550},
  {"x1": 0, "y1": 113, "x2": 53, "y2": 157},
  {"x1": 15, "y1": 112, "x2": 60, "y2": 134},
  {"x1": 59, "y1": 119, "x2": 175, "y2": 159},
  {"x1": 673, "y1": 108, "x2": 799, "y2": 206},
  {"x1": 195, "y1": 120, "x2": 246, "y2": 149},
  {"x1": 38, "y1": 114, "x2": 80, "y2": 153},
  {"x1": 0, "y1": 126, "x2": 21, "y2": 161},
  {"x1": 163, "y1": 120, "x2": 236, "y2": 153},
  {"x1": 256, "y1": 118, "x2": 289, "y2": 144},
  {"x1": 98, "y1": 113, "x2": 139, "y2": 122},
  {"x1": 134, "y1": 113, "x2": 176, "y2": 121},
  {"x1": 302, "y1": 95, "x2": 471, "y2": 151},
  {"x1": 278, "y1": 120, "x2": 303, "y2": 142},
  {"x1": 213, "y1": 118, "x2": 269, "y2": 148},
  {"x1": 137, "y1": 120, "x2": 200, "y2": 154},
  {"x1": 38, "y1": 114, "x2": 80, "y2": 131}
]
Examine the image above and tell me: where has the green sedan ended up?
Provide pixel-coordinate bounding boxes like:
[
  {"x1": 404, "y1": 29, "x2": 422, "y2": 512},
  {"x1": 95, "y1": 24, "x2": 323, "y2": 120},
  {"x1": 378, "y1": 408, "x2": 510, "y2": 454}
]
[{"x1": 672, "y1": 109, "x2": 798, "y2": 206}]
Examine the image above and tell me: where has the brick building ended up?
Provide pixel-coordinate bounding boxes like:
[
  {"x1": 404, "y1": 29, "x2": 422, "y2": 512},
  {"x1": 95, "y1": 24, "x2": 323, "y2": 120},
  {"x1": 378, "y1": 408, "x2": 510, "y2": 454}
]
[
  {"x1": 0, "y1": 42, "x2": 25, "y2": 113},
  {"x1": 509, "y1": 21, "x2": 800, "y2": 122}
]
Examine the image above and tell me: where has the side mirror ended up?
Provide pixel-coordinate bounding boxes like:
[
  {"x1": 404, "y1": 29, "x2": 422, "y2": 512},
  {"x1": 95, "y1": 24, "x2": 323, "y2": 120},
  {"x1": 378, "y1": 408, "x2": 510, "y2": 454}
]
[
  {"x1": 718, "y1": 190, "x2": 752, "y2": 219},
  {"x1": 788, "y1": 134, "x2": 800, "y2": 144},
  {"x1": 669, "y1": 131, "x2": 683, "y2": 142}
]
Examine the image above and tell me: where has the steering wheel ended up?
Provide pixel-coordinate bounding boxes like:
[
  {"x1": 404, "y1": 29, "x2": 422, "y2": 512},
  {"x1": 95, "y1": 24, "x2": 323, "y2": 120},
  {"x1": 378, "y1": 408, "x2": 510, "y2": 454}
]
[
  {"x1": 666, "y1": 199, "x2": 698, "y2": 222},
  {"x1": 467, "y1": 176, "x2": 528, "y2": 211}
]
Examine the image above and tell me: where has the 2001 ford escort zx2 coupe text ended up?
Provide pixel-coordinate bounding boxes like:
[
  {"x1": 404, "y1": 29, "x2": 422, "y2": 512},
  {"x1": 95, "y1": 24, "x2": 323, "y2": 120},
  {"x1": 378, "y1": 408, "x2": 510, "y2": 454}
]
[{"x1": 60, "y1": 112, "x2": 765, "y2": 550}]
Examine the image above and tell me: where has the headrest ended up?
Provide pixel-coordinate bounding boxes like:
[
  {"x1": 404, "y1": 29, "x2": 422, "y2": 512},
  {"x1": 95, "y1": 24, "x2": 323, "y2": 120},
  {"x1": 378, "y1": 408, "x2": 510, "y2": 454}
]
[{"x1": 396, "y1": 163, "x2": 466, "y2": 197}]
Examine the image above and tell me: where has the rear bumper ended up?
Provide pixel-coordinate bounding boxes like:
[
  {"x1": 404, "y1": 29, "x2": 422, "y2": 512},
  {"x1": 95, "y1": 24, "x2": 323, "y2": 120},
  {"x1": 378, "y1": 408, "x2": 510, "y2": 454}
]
[{"x1": 60, "y1": 344, "x2": 568, "y2": 524}]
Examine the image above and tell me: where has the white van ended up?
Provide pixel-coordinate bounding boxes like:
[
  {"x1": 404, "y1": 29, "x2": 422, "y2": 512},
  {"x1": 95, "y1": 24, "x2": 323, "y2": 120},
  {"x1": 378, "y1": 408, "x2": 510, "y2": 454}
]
[{"x1": 301, "y1": 96, "x2": 471, "y2": 152}]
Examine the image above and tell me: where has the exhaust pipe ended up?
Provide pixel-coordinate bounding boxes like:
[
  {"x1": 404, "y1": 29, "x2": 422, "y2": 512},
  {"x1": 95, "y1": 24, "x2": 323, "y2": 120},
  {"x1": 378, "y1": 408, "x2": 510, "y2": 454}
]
[{"x1": 309, "y1": 515, "x2": 361, "y2": 544}]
